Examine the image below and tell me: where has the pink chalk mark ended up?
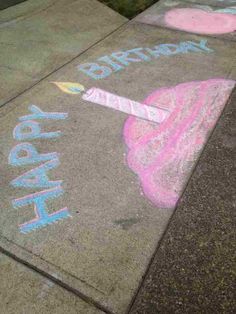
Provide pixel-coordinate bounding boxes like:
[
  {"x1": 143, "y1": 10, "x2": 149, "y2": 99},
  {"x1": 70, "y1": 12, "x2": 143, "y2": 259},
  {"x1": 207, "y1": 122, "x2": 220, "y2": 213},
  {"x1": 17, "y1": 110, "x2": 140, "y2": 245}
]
[
  {"x1": 164, "y1": 8, "x2": 236, "y2": 34},
  {"x1": 123, "y1": 79, "x2": 235, "y2": 208},
  {"x1": 83, "y1": 87, "x2": 169, "y2": 123}
]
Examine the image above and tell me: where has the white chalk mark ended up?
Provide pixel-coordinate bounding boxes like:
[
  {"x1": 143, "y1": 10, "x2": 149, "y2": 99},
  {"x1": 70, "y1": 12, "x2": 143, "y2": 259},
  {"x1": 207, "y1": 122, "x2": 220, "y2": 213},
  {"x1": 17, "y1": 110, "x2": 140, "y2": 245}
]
[{"x1": 82, "y1": 88, "x2": 169, "y2": 123}]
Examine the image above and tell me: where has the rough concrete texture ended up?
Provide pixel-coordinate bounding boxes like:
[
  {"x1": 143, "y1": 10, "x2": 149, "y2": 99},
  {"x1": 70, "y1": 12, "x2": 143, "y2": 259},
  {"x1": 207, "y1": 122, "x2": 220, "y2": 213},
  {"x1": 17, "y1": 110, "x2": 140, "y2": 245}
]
[
  {"x1": 0, "y1": 23, "x2": 235, "y2": 313},
  {"x1": 0, "y1": 0, "x2": 127, "y2": 106},
  {"x1": 0, "y1": 252, "x2": 103, "y2": 314},
  {"x1": 134, "y1": 0, "x2": 236, "y2": 41},
  {"x1": 180, "y1": 0, "x2": 236, "y2": 8},
  {"x1": 130, "y1": 84, "x2": 236, "y2": 314}
]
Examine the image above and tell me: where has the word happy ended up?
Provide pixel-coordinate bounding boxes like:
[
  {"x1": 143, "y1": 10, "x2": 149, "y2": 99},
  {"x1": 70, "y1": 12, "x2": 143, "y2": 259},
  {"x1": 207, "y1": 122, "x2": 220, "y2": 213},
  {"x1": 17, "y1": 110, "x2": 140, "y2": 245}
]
[
  {"x1": 77, "y1": 39, "x2": 213, "y2": 80},
  {"x1": 8, "y1": 105, "x2": 70, "y2": 234}
]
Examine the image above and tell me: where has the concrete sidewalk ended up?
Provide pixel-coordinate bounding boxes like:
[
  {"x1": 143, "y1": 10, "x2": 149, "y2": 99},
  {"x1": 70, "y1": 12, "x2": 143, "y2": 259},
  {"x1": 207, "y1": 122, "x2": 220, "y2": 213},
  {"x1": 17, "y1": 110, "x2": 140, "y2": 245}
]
[
  {"x1": 130, "y1": 85, "x2": 236, "y2": 314},
  {"x1": 0, "y1": 1, "x2": 235, "y2": 313},
  {"x1": 0, "y1": 252, "x2": 103, "y2": 313},
  {"x1": 0, "y1": 0, "x2": 127, "y2": 106},
  {"x1": 134, "y1": 0, "x2": 236, "y2": 41}
]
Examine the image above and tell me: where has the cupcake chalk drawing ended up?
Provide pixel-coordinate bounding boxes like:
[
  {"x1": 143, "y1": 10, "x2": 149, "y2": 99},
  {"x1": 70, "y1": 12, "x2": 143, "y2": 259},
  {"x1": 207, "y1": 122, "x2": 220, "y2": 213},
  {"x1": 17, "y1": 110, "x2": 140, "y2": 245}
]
[{"x1": 53, "y1": 79, "x2": 235, "y2": 208}]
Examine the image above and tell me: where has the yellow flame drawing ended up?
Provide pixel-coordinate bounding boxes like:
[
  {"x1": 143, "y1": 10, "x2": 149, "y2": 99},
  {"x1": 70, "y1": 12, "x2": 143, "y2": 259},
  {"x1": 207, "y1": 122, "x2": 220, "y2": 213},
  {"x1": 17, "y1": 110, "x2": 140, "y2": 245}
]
[{"x1": 52, "y1": 82, "x2": 85, "y2": 94}]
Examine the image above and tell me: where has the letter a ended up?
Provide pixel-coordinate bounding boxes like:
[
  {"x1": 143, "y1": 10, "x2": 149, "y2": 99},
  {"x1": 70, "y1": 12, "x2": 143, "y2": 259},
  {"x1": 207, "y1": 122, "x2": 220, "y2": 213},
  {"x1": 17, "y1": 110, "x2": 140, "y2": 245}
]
[
  {"x1": 8, "y1": 143, "x2": 58, "y2": 167},
  {"x1": 10, "y1": 158, "x2": 61, "y2": 189}
]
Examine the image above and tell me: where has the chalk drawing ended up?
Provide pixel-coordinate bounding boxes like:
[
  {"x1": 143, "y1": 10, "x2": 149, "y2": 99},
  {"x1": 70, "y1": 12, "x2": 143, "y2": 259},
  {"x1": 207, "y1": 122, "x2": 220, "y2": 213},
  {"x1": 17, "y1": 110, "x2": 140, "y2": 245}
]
[
  {"x1": 164, "y1": 8, "x2": 236, "y2": 34},
  {"x1": 52, "y1": 82, "x2": 85, "y2": 94},
  {"x1": 9, "y1": 142, "x2": 59, "y2": 167},
  {"x1": 10, "y1": 158, "x2": 62, "y2": 189},
  {"x1": 123, "y1": 79, "x2": 235, "y2": 208},
  {"x1": 19, "y1": 105, "x2": 68, "y2": 121},
  {"x1": 13, "y1": 187, "x2": 70, "y2": 234},
  {"x1": 13, "y1": 120, "x2": 62, "y2": 141},
  {"x1": 82, "y1": 88, "x2": 169, "y2": 123},
  {"x1": 53, "y1": 78, "x2": 235, "y2": 209},
  {"x1": 77, "y1": 39, "x2": 213, "y2": 80},
  {"x1": 216, "y1": 7, "x2": 236, "y2": 14},
  {"x1": 169, "y1": 4, "x2": 236, "y2": 15},
  {"x1": 9, "y1": 106, "x2": 70, "y2": 233},
  {"x1": 54, "y1": 82, "x2": 169, "y2": 123}
]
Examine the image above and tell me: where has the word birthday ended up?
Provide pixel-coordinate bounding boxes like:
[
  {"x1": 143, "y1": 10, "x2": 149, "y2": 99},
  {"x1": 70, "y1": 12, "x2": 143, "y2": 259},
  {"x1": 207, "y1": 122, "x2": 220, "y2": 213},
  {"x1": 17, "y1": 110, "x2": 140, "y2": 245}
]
[
  {"x1": 77, "y1": 39, "x2": 213, "y2": 80},
  {"x1": 8, "y1": 105, "x2": 70, "y2": 234}
]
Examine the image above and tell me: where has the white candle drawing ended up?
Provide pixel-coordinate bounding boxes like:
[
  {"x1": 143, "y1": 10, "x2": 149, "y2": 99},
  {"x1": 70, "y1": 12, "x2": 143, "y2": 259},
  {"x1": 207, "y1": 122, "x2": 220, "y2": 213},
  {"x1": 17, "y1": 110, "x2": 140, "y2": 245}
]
[{"x1": 53, "y1": 82, "x2": 170, "y2": 124}]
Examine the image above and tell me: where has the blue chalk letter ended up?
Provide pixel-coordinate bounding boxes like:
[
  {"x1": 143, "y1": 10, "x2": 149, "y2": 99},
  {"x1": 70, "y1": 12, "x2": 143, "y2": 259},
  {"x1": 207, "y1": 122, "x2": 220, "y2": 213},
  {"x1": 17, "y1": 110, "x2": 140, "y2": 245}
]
[
  {"x1": 111, "y1": 50, "x2": 142, "y2": 66},
  {"x1": 8, "y1": 143, "x2": 58, "y2": 167},
  {"x1": 78, "y1": 62, "x2": 112, "y2": 80},
  {"x1": 10, "y1": 158, "x2": 62, "y2": 189},
  {"x1": 13, "y1": 186, "x2": 70, "y2": 233},
  {"x1": 187, "y1": 40, "x2": 213, "y2": 53},
  {"x1": 127, "y1": 48, "x2": 151, "y2": 61},
  {"x1": 98, "y1": 56, "x2": 124, "y2": 72},
  {"x1": 13, "y1": 120, "x2": 62, "y2": 141},
  {"x1": 146, "y1": 44, "x2": 180, "y2": 57},
  {"x1": 19, "y1": 105, "x2": 68, "y2": 121}
]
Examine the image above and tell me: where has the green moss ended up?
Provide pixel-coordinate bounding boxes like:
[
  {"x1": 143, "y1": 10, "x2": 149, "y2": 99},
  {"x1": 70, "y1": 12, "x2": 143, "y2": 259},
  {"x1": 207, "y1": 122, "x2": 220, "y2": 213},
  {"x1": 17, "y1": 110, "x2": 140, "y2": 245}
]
[{"x1": 99, "y1": 0, "x2": 158, "y2": 18}]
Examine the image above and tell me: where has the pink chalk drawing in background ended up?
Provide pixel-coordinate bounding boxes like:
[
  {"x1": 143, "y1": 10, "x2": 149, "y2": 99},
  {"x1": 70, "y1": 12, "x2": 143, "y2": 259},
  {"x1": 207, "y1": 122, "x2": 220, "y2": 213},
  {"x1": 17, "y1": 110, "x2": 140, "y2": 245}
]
[
  {"x1": 54, "y1": 79, "x2": 235, "y2": 209},
  {"x1": 164, "y1": 8, "x2": 236, "y2": 34}
]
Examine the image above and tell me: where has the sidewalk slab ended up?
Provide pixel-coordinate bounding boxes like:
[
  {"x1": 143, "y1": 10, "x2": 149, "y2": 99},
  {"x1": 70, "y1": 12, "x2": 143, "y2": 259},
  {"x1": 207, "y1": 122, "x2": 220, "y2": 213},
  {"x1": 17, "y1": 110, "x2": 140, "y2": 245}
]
[
  {"x1": 0, "y1": 252, "x2": 103, "y2": 314},
  {"x1": 0, "y1": 0, "x2": 127, "y2": 107},
  {"x1": 130, "y1": 82, "x2": 236, "y2": 314},
  {"x1": 0, "y1": 24, "x2": 235, "y2": 313},
  {"x1": 134, "y1": 0, "x2": 236, "y2": 41}
]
